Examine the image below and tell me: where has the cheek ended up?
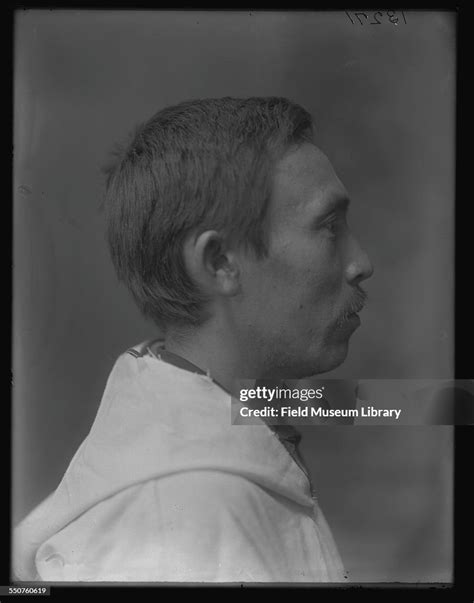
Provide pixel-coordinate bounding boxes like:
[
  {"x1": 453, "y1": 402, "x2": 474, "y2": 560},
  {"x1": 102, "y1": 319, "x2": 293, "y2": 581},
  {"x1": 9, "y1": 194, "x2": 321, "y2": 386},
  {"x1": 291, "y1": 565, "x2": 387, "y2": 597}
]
[
  {"x1": 241, "y1": 239, "x2": 344, "y2": 317},
  {"x1": 287, "y1": 251, "x2": 344, "y2": 312},
  {"x1": 258, "y1": 264, "x2": 342, "y2": 331},
  {"x1": 308, "y1": 263, "x2": 343, "y2": 303}
]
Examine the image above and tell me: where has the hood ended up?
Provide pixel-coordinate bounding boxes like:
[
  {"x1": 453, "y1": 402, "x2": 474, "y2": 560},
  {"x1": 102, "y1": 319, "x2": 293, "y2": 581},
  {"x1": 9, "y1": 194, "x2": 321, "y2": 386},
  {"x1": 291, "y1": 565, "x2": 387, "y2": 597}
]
[{"x1": 13, "y1": 347, "x2": 314, "y2": 581}]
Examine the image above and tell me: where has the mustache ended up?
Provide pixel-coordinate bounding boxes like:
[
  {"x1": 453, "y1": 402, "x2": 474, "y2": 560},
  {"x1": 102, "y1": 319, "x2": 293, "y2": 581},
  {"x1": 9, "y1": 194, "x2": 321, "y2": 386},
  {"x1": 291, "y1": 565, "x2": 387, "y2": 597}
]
[{"x1": 337, "y1": 288, "x2": 368, "y2": 325}]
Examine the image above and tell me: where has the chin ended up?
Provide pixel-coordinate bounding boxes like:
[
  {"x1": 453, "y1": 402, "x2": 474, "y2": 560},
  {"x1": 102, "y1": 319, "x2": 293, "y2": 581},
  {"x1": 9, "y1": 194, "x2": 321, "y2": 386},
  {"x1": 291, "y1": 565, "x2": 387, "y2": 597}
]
[
  {"x1": 260, "y1": 332, "x2": 350, "y2": 379},
  {"x1": 302, "y1": 341, "x2": 349, "y2": 377}
]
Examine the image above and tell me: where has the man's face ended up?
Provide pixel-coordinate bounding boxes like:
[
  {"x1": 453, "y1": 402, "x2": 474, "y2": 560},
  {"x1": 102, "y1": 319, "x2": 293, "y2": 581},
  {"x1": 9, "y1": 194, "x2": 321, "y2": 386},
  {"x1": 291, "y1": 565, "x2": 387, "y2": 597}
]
[{"x1": 234, "y1": 143, "x2": 373, "y2": 378}]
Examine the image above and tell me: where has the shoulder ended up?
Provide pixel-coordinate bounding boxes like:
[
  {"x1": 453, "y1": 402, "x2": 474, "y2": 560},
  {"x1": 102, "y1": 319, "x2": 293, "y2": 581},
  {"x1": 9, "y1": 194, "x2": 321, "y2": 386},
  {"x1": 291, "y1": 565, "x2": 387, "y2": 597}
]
[
  {"x1": 120, "y1": 470, "x2": 275, "y2": 525},
  {"x1": 35, "y1": 471, "x2": 284, "y2": 582}
]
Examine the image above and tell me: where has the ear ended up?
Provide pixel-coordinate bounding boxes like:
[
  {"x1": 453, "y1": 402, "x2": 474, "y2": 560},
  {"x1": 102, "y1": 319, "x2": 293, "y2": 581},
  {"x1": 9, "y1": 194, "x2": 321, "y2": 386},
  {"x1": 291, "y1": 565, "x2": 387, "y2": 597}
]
[{"x1": 183, "y1": 230, "x2": 241, "y2": 297}]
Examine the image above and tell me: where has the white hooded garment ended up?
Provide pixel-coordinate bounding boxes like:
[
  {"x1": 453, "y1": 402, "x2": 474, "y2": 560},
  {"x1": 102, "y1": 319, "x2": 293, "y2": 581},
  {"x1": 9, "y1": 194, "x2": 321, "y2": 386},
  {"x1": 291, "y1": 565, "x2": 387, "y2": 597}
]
[{"x1": 13, "y1": 344, "x2": 348, "y2": 583}]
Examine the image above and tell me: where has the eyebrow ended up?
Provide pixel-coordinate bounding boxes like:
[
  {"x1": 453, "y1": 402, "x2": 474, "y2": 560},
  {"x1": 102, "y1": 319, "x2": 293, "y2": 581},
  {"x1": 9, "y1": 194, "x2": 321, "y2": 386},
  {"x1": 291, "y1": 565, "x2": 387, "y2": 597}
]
[{"x1": 312, "y1": 194, "x2": 351, "y2": 221}]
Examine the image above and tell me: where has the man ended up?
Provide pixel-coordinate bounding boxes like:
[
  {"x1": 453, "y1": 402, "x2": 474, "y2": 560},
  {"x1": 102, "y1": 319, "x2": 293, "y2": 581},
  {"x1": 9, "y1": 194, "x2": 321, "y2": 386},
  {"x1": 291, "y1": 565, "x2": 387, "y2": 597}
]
[{"x1": 13, "y1": 97, "x2": 373, "y2": 582}]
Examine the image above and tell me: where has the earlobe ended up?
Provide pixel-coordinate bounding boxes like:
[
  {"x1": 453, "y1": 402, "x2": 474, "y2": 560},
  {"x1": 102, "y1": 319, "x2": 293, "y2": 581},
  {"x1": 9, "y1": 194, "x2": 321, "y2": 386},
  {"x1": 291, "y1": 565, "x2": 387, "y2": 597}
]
[
  {"x1": 210, "y1": 237, "x2": 241, "y2": 296},
  {"x1": 216, "y1": 260, "x2": 241, "y2": 296}
]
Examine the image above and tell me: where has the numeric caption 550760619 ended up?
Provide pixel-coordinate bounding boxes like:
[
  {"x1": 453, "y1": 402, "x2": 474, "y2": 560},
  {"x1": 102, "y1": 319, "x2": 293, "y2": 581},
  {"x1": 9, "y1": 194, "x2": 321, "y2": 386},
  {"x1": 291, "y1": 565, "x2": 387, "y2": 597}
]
[{"x1": 0, "y1": 587, "x2": 50, "y2": 596}]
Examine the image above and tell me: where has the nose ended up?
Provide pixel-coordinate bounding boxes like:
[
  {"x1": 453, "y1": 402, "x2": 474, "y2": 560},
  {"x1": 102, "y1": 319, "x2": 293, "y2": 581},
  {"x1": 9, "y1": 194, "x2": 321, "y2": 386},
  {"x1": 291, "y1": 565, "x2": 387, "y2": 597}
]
[{"x1": 345, "y1": 238, "x2": 374, "y2": 285}]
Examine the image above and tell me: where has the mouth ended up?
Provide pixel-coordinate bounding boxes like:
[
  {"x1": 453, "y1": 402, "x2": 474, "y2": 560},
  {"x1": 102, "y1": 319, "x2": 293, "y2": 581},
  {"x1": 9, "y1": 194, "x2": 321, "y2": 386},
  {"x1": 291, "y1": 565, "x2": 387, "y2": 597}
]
[
  {"x1": 347, "y1": 312, "x2": 361, "y2": 323},
  {"x1": 351, "y1": 302, "x2": 365, "y2": 315},
  {"x1": 337, "y1": 308, "x2": 363, "y2": 329},
  {"x1": 347, "y1": 301, "x2": 365, "y2": 318},
  {"x1": 337, "y1": 289, "x2": 367, "y2": 328}
]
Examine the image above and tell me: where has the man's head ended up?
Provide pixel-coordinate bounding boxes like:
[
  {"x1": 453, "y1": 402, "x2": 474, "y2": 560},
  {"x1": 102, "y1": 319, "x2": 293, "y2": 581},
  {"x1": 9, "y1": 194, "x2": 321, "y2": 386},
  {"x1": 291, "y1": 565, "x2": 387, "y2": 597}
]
[{"x1": 104, "y1": 97, "x2": 373, "y2": 378}]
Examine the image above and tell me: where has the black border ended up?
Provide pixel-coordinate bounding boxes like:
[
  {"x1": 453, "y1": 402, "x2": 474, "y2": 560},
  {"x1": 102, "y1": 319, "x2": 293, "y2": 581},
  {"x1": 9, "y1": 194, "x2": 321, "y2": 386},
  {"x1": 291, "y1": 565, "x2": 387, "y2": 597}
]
[{"x1": 7, "y1": 5, "x2": 469, "y2": 600}]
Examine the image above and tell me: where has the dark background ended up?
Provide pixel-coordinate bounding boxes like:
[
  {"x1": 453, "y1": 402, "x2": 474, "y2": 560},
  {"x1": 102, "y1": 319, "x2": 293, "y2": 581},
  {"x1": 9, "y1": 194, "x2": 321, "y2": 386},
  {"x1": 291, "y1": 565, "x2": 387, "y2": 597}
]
[{"x1": 13, "y1": 10, "x2": 454, "y2": 582}]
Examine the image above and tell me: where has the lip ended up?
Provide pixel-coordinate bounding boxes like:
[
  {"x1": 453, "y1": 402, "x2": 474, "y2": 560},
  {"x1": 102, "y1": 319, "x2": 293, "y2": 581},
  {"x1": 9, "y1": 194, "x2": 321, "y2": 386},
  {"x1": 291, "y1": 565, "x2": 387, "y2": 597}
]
[
  {"x1": 337, "y1": 312, "x2": 361, "y2": 333},
  {"x1": 347, "y1": 313, "x2": 361, "y2": 325}
]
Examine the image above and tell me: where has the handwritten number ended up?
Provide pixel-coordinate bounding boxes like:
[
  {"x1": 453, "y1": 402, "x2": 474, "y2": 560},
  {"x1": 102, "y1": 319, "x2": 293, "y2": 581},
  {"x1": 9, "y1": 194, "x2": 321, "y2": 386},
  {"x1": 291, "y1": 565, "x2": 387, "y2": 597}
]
[
  {"x1": 386, "y1": 10, "x2": 399, "y2": 25},
  {"x1": 370, "y1": 11, "x2": 383, "y2": 24},
  {"x1": 354, "y1": 12, "x2": 368, "y2": 25},
  {"x1": 346, "y1": 9, "x2": 406, "y2": 26}
]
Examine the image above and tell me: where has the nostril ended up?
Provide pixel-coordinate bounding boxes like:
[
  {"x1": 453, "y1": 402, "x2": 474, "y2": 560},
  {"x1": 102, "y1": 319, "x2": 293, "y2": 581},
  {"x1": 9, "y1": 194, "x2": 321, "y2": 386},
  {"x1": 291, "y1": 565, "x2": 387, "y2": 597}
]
[
  {"x1": 366, "y1": 261, "x2": 374, "y2": 279},
  {"x1": 346, "y1": 260, "x2": 373, "y2": 284}
]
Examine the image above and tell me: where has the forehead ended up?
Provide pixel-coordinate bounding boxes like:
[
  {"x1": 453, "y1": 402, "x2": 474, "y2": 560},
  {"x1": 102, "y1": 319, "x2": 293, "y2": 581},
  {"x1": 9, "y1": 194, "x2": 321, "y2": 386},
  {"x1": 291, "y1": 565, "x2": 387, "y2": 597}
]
[{"x1": 269, "y1": 143, "x2": 347, "y2": 224}]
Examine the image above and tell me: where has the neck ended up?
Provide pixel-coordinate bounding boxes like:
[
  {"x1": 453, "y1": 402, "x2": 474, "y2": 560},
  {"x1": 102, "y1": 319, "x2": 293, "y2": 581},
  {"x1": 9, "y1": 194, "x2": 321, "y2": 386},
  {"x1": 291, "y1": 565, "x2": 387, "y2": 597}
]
[{"x1": 164, "y1": 318, "x2": 257, "y2": 396}]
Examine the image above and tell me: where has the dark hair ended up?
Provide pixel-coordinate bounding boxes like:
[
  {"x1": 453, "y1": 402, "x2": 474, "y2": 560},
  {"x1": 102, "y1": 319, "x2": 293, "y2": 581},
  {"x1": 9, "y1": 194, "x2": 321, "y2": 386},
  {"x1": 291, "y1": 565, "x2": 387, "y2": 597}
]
[{"x1": 103, "y1": 96, "x2": 313, "y2": 330}]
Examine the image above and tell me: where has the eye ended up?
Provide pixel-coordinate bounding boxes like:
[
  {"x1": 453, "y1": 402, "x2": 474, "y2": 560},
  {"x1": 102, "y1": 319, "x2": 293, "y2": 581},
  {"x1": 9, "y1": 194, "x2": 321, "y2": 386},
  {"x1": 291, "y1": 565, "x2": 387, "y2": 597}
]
[
  {"x1": 325, "y1": 220, "x2": 337, "y2": 233},
  {"x1": 322, "y1": 215, "x2": 340, "y2": 237}
]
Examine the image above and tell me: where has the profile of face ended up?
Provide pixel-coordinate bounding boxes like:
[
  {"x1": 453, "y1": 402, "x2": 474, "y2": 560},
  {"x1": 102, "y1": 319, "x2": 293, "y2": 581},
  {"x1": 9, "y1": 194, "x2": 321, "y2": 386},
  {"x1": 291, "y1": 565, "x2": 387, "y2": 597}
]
[{"x1": 233, "y1": 143, "x2": 373, "y2": 378}]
